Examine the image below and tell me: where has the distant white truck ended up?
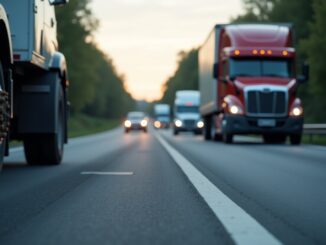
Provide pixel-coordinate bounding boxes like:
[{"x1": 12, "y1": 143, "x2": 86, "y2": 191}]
[
  {"x1": 0, "y1": 0, "x2": 69, "y2": 170},
  {"x1": 173, "y1": 90, "x2": 204, "y2": 135},
  {"x1": 153, "y1": 104, "x2": 170, "y2": 129}
]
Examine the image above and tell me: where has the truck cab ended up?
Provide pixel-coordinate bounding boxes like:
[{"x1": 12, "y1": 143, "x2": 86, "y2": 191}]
[
  {"x1": 1, "y1": 0, "x2": 62, "y2": 69},
  {"x1": 173, "y1": 90, "x2": 204, "y2": 135},
  {"x1": 153, "y1": 104, "x2": 171, "y2": 129},
  {"x1": 199, "y1": 24, "x2": 308, "y2": 144}
]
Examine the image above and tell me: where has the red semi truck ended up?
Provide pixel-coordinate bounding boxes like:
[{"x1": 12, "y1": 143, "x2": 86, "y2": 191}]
[{"x1": 199, "y1": 24, "x2": 309, "y2": 144}]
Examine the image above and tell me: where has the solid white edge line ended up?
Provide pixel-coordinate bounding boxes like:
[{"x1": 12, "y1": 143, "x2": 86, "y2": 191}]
[
  {"x1": 81, "y1": 172, "x2": 134, "y2": 176},
  {"x1": 155, "y1": 132, "x2": 281, "y2": 245}
]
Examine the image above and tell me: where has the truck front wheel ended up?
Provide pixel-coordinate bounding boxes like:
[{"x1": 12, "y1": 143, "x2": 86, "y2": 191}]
[
  {"x1": 290, "y1": 134, "x2": 301, "y2": 145},
  {"x1": 173, "y1": 128, "x2": 179, "y2": 135},
  {"x1": 223, "y1": 133, "x2": 233, "y2": 144},
  {"x1": 0, "y1": 61, "x2": 9, "y2": 171},
  {"x1": 203, "y1": 116, "x2": 212, "y2": 140},
  {"x1": 24, "y1": 85, "x2": 65, "y2": 165}
]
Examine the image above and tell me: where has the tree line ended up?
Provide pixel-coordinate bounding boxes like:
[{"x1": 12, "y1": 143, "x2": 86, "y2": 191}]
[
  {"x1": 160, "y1": 0, "x2": 326, "y2": 122},
  {"x1": 55, "y1": 0, "x2": 135, "y2": 119},
  {"x1": 160, "y1": 50, "x2": 199, "y2": 107}
]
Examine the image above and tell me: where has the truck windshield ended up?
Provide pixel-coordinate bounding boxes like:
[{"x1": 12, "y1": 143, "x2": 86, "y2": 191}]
[
  {"x1": 229, "y1": 59, "x2": 293, "y2": 78},
  {"x1": 157, "y1": 116, "x2": 170, "y2": 122},
  {"x1": 177, "y1": 106, "x2": 199, "y2": 113}
]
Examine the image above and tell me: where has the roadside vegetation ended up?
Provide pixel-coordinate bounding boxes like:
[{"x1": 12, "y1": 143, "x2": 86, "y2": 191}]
[
  {"x1": 55, "y1": 0, "x2": 135, "y2": 137},
  {"x1": 68, "y1": 114, "x2": 121, "y2": 138},
  {"x1": 302, "y1": 135, "x2": 326, "y2": 146}
]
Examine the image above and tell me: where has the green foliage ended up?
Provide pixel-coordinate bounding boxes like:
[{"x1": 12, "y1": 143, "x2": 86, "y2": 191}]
[
  {"x1": 232, "y1": 0, "x2": 275, "y2": 22},
  {"x1": 269, "y1": 0, "x2": 313, "y2": 41},
  {"x1": 56, "y1": 0, "x2": 135, "y2": 118},
  {"x1": 68, "y1": 113, "x2": 120, "y2": 138},
  {"x1": 301, "y1": 0, "x2": 326, "y2": 122},
  {"x1": 160, "y1": 49, "x2": 198, "y2": 106}
]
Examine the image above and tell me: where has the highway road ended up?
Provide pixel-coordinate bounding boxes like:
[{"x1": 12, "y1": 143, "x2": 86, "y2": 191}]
[{"x1": 0, "y1": 127, "x2": 325, "y2": 245}]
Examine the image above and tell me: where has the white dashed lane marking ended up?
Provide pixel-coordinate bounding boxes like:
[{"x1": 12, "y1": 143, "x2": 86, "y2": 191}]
[{"x1": 81, "y1": 172, "x2": 134, "y2": 176}]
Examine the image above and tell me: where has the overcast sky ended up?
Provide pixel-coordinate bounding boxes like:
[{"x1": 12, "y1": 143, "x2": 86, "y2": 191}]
[{"x1": 91, "y1": 0, "x2": 244, "y2": 101}]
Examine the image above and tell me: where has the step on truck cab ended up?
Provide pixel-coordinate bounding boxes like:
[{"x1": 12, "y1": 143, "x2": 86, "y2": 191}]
[
  {"x1": 0, "y1": 0, "x2": 69, "y2": 170},
  {"x1": 199, "y1": 24, "x2": 308, "y2": 144},
  {"x1": 173, "y1": 90, "x2": 204, "y2": 135}
]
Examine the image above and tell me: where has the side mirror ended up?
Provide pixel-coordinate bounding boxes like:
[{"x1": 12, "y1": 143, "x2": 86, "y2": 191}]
[
  {"x1": 213, "y1": 63, "x2": 219, "y2": 79},
  {"x1": 298, "y1": 63, "x2": 309, "y2": 84},
  {"x1": 220, "y1": 77, "x2": 228, "y2": 84},
  {"x1": 49, "y1": 0, "x2": 69, "y2": 6},
  {"x1": 229, "y1": 75, "x2": 236, "y2": 82}
]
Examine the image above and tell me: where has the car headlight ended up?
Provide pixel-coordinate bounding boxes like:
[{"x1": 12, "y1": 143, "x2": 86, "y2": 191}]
[
  {"x1": 141, "y1": 120, "x2": 148, "y2": 127},
  {"x1": 124, "y1": 120, "x2": 131, "y2": 128},
  {"x1": 197, "y1": 121, "x2": 204, "y2": 128},
  {"x1": 175, "y1": 120, "x2": 183, "y2": 128}
]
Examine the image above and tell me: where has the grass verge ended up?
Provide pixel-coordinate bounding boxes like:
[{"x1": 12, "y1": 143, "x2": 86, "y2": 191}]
[
  {"x1": 9, "y1": 114, "x2": 121, "y2": 148},
  {"x1": 68, "y1": 114, "x2": 121, "y2": 138},
  {"x1": 302, "y1": 135, "x2": 326, "y2": 146}
]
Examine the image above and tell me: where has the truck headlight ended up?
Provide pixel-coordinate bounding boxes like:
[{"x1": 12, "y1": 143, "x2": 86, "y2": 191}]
[
  {"x1": 197, "y1": 121, "x2": 204, "y2": 128},
  {"x1": 154, "y1": 121, "x2": 161, "y2": 128},
  {"x1": 230, "y1": 105, "x2": 241, "y2": 115},
  {"x1": 289, "y1": 98, "x2": 303, "y2": 117},
  {"x1": 223, "y1": 95, "x2": 244, "y2": 115},
  {"x1": 175, "y1": 120, "x2": 183, "y2": 128},
  {"x1": 290, "y1": 106, "x2": 303, "y2": 117}
]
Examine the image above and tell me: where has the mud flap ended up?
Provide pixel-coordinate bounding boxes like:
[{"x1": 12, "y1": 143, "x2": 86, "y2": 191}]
[{"x1": 17, "y1": 72, "x2": 60, "y2": 134}]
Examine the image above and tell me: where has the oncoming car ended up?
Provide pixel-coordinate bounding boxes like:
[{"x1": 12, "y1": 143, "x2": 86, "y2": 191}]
[{"x1": 124, "y1": 112, "x2": 148, "y2": 133}]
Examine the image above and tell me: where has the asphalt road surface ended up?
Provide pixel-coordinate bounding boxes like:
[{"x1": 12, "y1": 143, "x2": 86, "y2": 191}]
[{"x1": 0, "y1": 127, "x2": 325, "y2": 245}]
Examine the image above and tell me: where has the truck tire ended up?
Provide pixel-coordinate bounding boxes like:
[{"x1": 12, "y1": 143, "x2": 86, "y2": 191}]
[
  {"x1": 24, "y1": 85, "x2": 65, "y2": 165},
  {"x1": 223, "y1": 133, "x2": 233, "y2": 144},
  {"x1": 0, "y1": 62, "x2": 7, "y2": 171},
  {"x1": 203, "y1": 116, "x2": 212, "y2": 140},
  {"x1": 173, "y1": 128, "x2": 179, "y2": 135},
  {"x1": 211, "y1": 118, "x2": 223, "y2": 141},
  {"x1": 290, "y1": 134, "x2": 301, "y2": 145}
]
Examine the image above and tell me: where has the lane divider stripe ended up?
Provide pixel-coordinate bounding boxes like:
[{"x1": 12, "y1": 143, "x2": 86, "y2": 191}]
[
  {"x1": 155, "y1": 132, "x2": 281, "y2": 245},
  {"x1": 81, "y1": 172, "x2": 133, "y2": 176}
]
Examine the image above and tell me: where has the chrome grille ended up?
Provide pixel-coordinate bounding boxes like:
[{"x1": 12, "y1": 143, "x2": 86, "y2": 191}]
[
  {"x1": 184, "y1": 119, "x2": 196, "y2": 128},
  {"x1": 246, "y1": 88, "x2": 287, "y2": 117}
]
